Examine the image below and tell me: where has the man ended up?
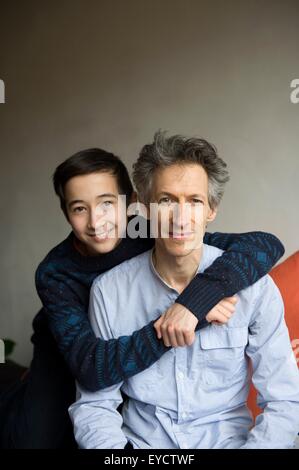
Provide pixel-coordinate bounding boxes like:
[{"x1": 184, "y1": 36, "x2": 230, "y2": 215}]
[
  {"x1": 0, "y1": 147, "x2": 284, "y2": 449},
  {"x1": 70, "y1": 131, "x2": 299, "y2": 449}
]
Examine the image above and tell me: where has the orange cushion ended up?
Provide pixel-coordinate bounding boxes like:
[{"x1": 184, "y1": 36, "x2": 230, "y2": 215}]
[{"x1": 247, "y1": 251, "x2": 299, "y2": 419}]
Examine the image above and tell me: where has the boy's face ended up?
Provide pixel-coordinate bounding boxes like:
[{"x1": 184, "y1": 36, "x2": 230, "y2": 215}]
[
  {"x1": 150, "y1": 163, "x2": 217, "y2": 258},
  {"x1": 64, "y1": 171, "x2": 127, "y2": 255}
]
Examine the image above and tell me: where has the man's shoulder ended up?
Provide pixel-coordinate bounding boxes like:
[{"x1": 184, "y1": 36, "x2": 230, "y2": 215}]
[
  {"x1": 243, "y1": 272, "x2": 280, "y2": 298},
  {"x1": 201, "y1": 243, "x2": 224, "y2": 270},
  {"x1": 235, "y1": 273, "x2": 283, "y2": 327},
  {"x1": 252, "y1": 273, "x2": 282, "y2": 301},
  {"x1": 92, "y1": 249, "x2": 152, "y2": 290}
]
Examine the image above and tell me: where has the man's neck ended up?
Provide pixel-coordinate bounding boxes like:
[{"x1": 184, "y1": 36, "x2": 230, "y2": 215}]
[{"x1": 152, "y1": 244, "x2": 203, "y2": 293}]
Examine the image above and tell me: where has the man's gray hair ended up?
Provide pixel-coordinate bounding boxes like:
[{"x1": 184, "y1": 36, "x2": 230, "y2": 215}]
[{"x1": 132, "y1": 130, "x2": 230, "y2": 209}]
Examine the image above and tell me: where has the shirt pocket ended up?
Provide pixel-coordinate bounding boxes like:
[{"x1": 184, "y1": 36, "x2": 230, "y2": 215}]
[
  {"x1": 126, "y1": 350, "x2": 174, "y2": 399},
  {"x1": 199, "y1": 325, "x2": 249, "y2": 389}
]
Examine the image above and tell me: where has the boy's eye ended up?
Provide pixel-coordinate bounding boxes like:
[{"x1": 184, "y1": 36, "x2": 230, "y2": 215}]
[
  {"x1": 73, "y1": 206, "x2": 86, "y2": 213},
  {"x1": 97, "y1": 201, "x2": 114, "y2": 211},
  {"x1": 102, "y1": 201, "x2": 114, "y2": 207}
]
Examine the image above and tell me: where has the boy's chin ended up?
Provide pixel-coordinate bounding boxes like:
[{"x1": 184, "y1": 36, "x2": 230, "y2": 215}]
[{"x1": 85, "y1": 237, "x2": 121, "y2": 255}]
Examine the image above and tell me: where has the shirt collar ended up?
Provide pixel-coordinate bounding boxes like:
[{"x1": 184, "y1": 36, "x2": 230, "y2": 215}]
[{"x1": 149, "y1": 244, "x2": 210, "y2": 292}]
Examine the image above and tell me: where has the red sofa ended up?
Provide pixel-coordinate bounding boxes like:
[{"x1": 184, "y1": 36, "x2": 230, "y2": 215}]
[{"x1": 247, "y1": 251, "x2": 299, "y2": 418}]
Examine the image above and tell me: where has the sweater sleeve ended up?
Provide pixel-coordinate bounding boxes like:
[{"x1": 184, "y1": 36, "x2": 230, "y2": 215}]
[
  {"x1": 35, "y1": 265, "x2": 170, "y2": 392},
  {"x1": 176, "y1": 231, "x2": 285, "y2": 327}
]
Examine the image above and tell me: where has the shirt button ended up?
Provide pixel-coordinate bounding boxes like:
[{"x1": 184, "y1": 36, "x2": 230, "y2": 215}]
[
  {"x1": 182, "y1": 412, "x2": 187, "y2": 419},
  {"x1": 181, "y1": 442, "x2": 188, "y2": 449},
  {"x1": 178, "y1": 372, "x2": 184, "y2": 380}
]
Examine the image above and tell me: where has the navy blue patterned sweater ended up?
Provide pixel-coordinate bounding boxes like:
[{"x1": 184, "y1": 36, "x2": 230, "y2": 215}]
[{"x1": 34, "y1": 225, "x2": 284, "y2": 392}]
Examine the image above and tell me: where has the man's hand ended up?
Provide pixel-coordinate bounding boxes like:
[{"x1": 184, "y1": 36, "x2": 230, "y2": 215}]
[
  {"x1": 206, "y1": 296, "x2": 238, "y2": 324},
  {"x1": 154, "y1": 296, "x2": 238, "y2": 348},
  {"x1": 154, "y1": 303, "x2": 198, "y2": 348}
]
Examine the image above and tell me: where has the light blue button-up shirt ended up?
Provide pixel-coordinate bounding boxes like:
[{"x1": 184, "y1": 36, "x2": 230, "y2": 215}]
[{"x1": 69, "y1": 244, "x2": 299, "y2": 449}]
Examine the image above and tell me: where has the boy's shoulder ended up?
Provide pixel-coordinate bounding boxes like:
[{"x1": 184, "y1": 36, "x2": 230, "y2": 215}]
[{"x1": 35, "y1": 232, "x2": 74, "y2": 278}]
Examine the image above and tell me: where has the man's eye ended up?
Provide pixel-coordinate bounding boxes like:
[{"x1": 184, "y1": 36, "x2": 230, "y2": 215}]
[
  {"x1": 159, "y1": 197, "x2": 171, "y2": 205},
  {"x1": 73, "y1": 206, "x2": 86, "y2": 213},
  {"x1": 192, "y1": 199, "x2": 203, "y2": 204}
]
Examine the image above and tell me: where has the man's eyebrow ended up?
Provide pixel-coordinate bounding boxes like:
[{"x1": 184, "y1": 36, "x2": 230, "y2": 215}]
[
  {"x1": 68, "y1": 194, "x2": 117, "y2": 208},
  {"x1": 188, "y1": 194, "x2": 206, "y2": 199},
  {"x1": 157, "y1": 191, "x2": 206, "y2": 199}
]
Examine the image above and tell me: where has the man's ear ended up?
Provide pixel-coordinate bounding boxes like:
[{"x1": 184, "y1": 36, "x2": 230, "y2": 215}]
[
  {"x1": 206, "y1": 206, "x2": 218, "y2": 224},
  {"x1": 130, "y1": 191, "x2": 138, "y2": 205}
]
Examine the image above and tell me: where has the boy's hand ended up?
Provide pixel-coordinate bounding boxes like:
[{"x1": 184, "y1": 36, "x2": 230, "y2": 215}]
[
  {"x1": 154, "y1": 304, "x2": 198, "y2": 348},
  {"x1": 154, "y1": 296, "x2": 238, "y2": 348},
  {"x1": 205, "y1": 296, "x2": 238, "y2": 324}
]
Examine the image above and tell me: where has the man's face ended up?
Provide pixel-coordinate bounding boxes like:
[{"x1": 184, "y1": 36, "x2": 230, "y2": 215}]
[
  {"x1": 64, "y1": 172, "x2": 127, "y2": 255},
  {"x1": 150, "y1": 163, "x2": 217, "y2": 258}
]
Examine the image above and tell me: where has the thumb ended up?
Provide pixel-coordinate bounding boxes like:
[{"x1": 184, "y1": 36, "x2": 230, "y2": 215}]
[{"x1": 154, "y1": 316, "x2": 163, "y2": 339}]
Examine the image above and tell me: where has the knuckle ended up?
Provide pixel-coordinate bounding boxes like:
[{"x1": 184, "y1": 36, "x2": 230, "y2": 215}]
[{"x1": 184, "y1": 329, "x2": 192, "y2": 336}]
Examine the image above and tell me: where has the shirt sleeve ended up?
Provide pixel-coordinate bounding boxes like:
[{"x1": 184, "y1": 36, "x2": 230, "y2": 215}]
[
  {"x1": 176, "y1": 231, "x2": 285, "y2": 326},
  {"x1": 241, "y1": 276, "x2": 299, "y2": 448},
  {"x1": 69, "y1": 282, "x2": 127, "y2": 449}
]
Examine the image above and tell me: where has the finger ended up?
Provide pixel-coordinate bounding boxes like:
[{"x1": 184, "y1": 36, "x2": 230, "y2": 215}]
[
  {"x1": 226, "y1": 296, "x2": 238, "y2": 305},
  {"x1": 161, "y1": 325, "x2": 172, "y2": 347},
  {"x1": 183, "y1": 330, "x2": 195, "y2": 346},
  {"x1": 175, "y1": 329, "x2": 186, "y2": 347},
  {"x1": 214, "y1": 312, "x2": 230, "y2": 324},
  {"x1": 205, "y1": 311, "x2": 213, "y2": 323},
  {"x1": 154, "y1": 318, "x2": 163, "y2": 339},
  {"x1": 217, "y1": 305, "x2": 234, "y2": 319},
  {"x1": 167, "y1": 326, "x2": 178, "y2": 348},
  {"x1": 219, "y1": 300, "x2": 236, "y2": 313}
]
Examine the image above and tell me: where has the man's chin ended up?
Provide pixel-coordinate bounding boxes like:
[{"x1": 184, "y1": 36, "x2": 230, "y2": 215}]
[{"x1": 161, "y1": 238, "x2": 203, "y2": 256}]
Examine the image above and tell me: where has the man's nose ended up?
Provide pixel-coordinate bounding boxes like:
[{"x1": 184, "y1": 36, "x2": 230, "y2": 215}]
[{"x1": 172, "y1": 203, "x2": 192, "y2": 227}]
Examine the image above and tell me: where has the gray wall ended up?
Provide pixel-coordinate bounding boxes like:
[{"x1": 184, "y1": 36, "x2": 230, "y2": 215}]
[{"x1": 0, "y1": 0, "x2": 298, "y2": 366}]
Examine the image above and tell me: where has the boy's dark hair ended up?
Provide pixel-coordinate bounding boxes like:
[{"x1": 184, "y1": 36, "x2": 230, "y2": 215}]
[{"x1": 53, "y1": 148, "x2": 134, "y2": 216}]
